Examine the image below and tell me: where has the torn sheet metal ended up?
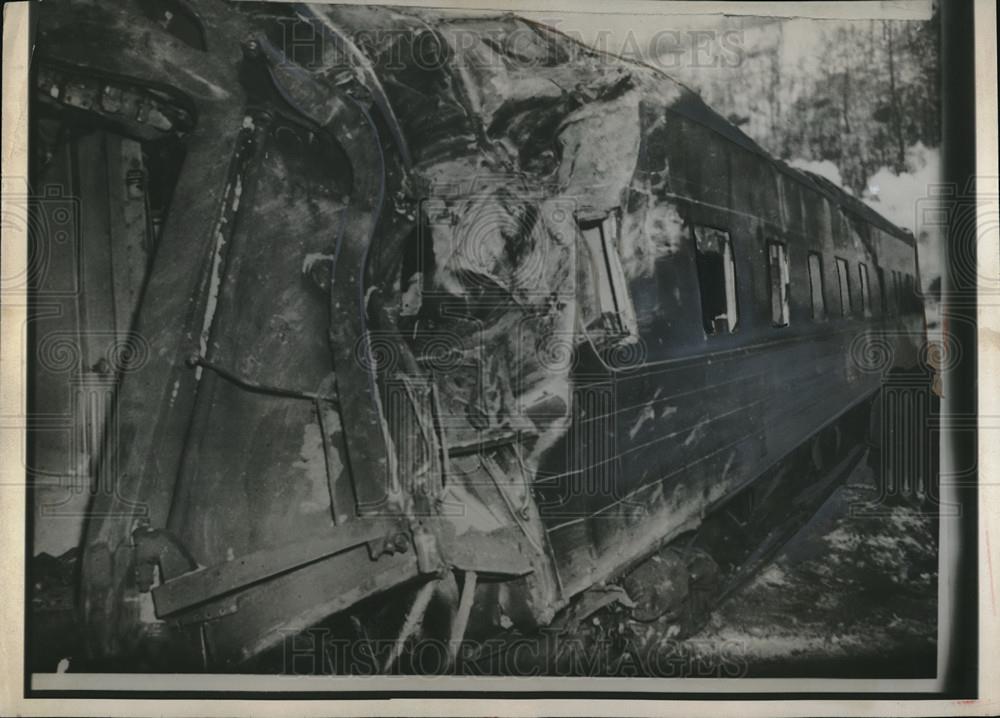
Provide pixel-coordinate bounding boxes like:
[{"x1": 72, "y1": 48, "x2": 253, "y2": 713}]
[{"x1": 29, "y1": 0, "x2": 924, "y2": 669}]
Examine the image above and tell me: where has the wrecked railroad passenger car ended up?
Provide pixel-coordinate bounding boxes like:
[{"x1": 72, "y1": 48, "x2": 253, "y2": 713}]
[{"x1": 28, "y1": 0, "x2": 927, "y2": 669}]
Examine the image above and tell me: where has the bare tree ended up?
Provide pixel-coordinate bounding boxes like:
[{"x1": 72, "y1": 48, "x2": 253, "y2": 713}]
[{"x1": 885, "y1": 21, "x2": 907, "y2": 173}]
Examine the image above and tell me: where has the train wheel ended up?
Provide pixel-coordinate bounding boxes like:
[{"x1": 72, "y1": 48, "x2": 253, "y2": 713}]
[
  {"x1": 811, "y1": 422, "x2": 845, "y2": 474},
  {"x1": 865, "y1": 390, "x2": 884, "y2": 476},
  {"x1": 810, "y1": 433, "x2": 827, "y2": 473},
  {"x1": 866, "y1": 391, "x2": 883, "y2": 449},
  {"x1": 831, "y1": 424, "x2": 843, "y2": 456},
  {"x1": 621, "y1": 544, "x2": 721, "y2": 645}
]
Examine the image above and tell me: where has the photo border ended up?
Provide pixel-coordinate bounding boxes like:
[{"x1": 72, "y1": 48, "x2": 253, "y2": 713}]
[{"x1": 2, "y1": 0, "x2": 995, "y2": 713}]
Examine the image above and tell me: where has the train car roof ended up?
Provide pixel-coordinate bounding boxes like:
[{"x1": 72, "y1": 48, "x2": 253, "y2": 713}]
[
  {"x1": 666, "y1": 81, "x2": 915, "y2": 247},
  {"x1": 518, "y1": 14, "x2": 917, "y2": 247},
  {"x1": 303, "y1": 5, "x2": 916, "y2": 249},
  {"x1": 793, "y1": 168, "x2": 916, "y2": 245}
]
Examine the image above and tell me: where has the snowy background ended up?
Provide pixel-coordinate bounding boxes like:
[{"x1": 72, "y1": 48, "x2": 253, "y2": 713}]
[{"x1": 521, "y1": 7, "x2": 944, "y2": 293}]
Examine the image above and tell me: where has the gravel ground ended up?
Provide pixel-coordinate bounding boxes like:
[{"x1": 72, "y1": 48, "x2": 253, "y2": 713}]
[
  {"x1": 687, "y1": 460, "x2": 938, "y2": 678},
  {"x1": 568, "y1": 457, "x2": 940, "y2": 678}
]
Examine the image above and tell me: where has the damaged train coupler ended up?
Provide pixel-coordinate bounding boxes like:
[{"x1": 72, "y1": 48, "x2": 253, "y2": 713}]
[
  {"x1": 131, "y1": 524, "x2": 199, "y2": 593},
  {"x1": 365, "y1": 521, "x2": 446, "y2": 579}
]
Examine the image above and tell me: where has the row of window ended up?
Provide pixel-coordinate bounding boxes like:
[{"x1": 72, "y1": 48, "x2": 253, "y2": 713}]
[
  {"x1": 693, "y1": 224, "x2": 918, "y2": 336},
  {"x1": 576, "y1": 213, "x2": 917, "y2": 344}
]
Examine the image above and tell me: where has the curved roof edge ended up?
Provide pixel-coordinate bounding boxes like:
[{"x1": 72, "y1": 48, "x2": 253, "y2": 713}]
[{"x1": 522, "y1": 14, "x2": 916, "y2": 248}]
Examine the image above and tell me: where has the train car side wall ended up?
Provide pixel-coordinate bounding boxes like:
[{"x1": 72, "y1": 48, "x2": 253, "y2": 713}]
[{"x1": 536, "y1": 105, "x2": 923, "y2": 598}]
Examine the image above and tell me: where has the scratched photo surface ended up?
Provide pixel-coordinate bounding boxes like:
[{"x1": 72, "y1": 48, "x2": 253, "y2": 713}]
[{"x1": 26, "y1": 0, "x2": 947, "y2": 680}]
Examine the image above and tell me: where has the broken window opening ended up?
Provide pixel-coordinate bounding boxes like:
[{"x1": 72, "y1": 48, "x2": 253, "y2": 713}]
[
  {"x1": 692, "y1": 225, "x2": 739, "y2": 336},
  {"x1": 859, "y1": 262, "x2": 872, "y2": 318},
  {"x1": 578, "y1": 211, "x2": 638, "y2": 339},
  {"x1": 835, "y1": 257, "x2": 852, "y2": 317},
  {"x1": 767, "y1": 240, "x2": 790, "y2": 328},
  {"x1": 807, "y1": 252, "x2": 825, "y2": 320}
]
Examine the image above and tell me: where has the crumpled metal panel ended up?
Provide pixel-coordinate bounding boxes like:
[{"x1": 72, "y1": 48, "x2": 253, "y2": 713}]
[
  {"x1": 33, "y1": 0, "x2": 919, "y2": 670},
  {"x1": 36, "y1": 0, "x2": 257, "y2": 661},
  {"x1": 165, "y1": 115, "x2": 353, "y2": 562}
]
